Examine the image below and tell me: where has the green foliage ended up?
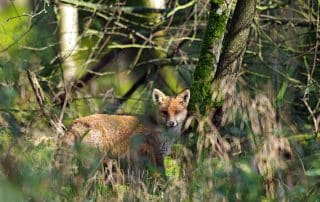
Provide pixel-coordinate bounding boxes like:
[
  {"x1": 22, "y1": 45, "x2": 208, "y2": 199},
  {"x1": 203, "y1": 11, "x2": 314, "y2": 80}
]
[
  {"x1": 0, "y1": 0, "x2": 319, "y2": 201},
  {"x1": 164, "y1": 156, "x2": 180, "y2": 178},
  {"x1": 1, "y1": 122, "x2": 320, "y2": 201}
]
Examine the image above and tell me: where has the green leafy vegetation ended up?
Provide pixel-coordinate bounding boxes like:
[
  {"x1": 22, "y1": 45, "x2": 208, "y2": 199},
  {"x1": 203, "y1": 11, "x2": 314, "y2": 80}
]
[{"x1": 0, "y1": 0, "x2": 319, "y2": 201}]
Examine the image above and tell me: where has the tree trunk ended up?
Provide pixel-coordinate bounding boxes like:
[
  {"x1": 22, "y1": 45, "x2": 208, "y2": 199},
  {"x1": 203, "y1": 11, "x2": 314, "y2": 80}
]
[
  {"x1": 208, "y1": 0, "x2": 257, "y2": 128},
  {"x1": 58, "y1": 3, "x2": 79, "y2": 87},
  {"x1": 189, "y1": 0, "x2": 233, "y2": 115},
  {"x1": 213, "y1": 0, "x2": 257, "y2": 100}
]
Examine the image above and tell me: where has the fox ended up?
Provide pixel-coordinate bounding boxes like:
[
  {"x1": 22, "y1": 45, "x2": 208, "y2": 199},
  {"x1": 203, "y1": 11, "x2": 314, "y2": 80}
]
[{"x1": 55, "y1": 88, "x2": 190, "y2": 177}]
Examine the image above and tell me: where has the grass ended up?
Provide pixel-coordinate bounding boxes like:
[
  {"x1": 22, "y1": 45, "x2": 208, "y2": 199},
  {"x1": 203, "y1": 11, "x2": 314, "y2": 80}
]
[{"x1": 0, "y1": 124, "x2": 319, "y2": 201}]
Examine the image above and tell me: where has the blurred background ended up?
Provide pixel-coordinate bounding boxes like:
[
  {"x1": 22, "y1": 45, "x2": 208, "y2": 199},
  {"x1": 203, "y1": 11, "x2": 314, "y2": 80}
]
[{"x1": 0, "y1": 0, "x2": 319, "y2": 201}]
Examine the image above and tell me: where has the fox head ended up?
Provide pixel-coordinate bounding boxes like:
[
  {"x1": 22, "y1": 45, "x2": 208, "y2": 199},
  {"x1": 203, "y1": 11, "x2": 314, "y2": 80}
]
[{"x1": 152, "y1": 88, "x2": 190, "y2": 130}]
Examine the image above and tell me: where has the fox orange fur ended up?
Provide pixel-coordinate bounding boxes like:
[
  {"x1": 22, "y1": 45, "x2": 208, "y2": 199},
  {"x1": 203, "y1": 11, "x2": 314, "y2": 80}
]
[{"x1": 56, "y1": 89, "x2": 190, "y2": 176}]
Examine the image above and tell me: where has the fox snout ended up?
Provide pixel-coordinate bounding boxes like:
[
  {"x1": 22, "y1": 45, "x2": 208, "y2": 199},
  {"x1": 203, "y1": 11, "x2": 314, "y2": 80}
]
[
  {"x1": 167, "y1": 120, "x2": 177, "y2": 128},
  {"x1": 152, "y1": 88, "x2": 190, "y2": 129},
  {"x1": 166, "y1": 110, "x2": 187, "y2": 128}
]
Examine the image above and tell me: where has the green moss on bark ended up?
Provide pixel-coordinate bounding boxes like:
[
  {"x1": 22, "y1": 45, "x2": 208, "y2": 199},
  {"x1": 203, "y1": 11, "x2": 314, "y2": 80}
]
[{"x1": 189, "y1": 3, "x2": 229, "y2": 115}]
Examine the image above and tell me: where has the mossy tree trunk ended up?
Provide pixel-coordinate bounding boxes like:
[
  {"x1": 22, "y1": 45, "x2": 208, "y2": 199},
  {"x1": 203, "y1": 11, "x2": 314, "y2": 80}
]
[
  {"x1": 190, "y1": 0, "x2": 257, "y2": 117},
  {"x1": 189, "y1": 0, "x2": 233, "y2": 116}
]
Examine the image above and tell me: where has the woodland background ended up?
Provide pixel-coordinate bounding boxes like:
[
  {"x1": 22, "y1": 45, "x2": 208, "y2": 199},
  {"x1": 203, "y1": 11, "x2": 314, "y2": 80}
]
[{"x1": 0, "y1": 0, "x2": 319, "y2": 201}]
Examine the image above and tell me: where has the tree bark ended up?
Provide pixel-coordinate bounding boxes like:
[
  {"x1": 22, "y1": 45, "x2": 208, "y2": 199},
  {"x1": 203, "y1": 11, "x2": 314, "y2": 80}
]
[
  {"x1": 189, "y1": 0, "x2": 233, "y2": 115},
  {"x1": 209, "y1": 0, "x2": 257, "y2": 127},
  {"x1": 58, "y1": 2, "x2": 79, "y2": 87},
  {"x1": 213, "y1": 0, "x2": 257, "y2": 99}
]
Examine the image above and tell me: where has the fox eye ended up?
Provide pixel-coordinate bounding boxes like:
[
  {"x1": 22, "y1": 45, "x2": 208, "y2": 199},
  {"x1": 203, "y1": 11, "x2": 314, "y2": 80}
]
[
  {"x1": 161, "y1": 110, "x2": 168, "y2": 116},
  {"x1": 175, "y1": 110, "x2": 181, "y2": 114}
]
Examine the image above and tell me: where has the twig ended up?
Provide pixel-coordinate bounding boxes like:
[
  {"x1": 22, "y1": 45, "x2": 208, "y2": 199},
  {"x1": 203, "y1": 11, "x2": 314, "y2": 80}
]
[
  {"x1": 107, "y1": 43, "x2": 166, "y2": 52},
  {"x1": 302, "y1": 96, "x2": 319, "y2": 137},
  {"x1": 60, "y1": 0, "x2": 166, "y2": 14},
  {"x1": 27, "y1": 70, "x2": 65, "y2": 135},
  {"x1": 166, "y1": 0, "x2": 197, "y2": 18}
]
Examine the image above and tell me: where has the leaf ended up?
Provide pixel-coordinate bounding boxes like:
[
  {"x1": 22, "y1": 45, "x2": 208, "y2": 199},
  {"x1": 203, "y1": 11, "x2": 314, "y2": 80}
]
[
  {"x1": 164, "y1": 156, "x2": 180, "y2": 178},
  {"x1": 305, "y1": 169, "x2": 320, "y2": 176},
  {"x1": 236, "y1": 162, "x2": 253, "y2": 175}
]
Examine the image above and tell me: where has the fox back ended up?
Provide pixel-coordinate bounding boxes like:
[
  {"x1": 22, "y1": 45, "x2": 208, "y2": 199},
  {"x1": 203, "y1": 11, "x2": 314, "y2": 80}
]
[{"x1": 55, "y1": 89, "x2": 190, "y2": 176}]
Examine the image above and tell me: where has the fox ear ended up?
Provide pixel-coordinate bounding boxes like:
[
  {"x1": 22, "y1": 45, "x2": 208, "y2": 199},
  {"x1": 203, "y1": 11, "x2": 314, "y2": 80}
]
[
  {"x1": 177, "y1": 89, "x2": 190, "y2": 105},
  {"x1": 152, "y1": 89, "x2": 167, "y2": 104}
]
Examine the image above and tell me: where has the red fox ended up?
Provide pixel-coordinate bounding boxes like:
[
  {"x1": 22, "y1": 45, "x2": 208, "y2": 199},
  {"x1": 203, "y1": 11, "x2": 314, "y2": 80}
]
[{"x1": 55, "y1": 88, "x2": 190, "y2": 177}]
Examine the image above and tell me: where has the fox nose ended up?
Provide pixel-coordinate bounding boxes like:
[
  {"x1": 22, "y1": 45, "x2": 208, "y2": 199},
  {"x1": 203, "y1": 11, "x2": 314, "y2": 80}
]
[{"x1": 167, "y1": 121, "x2": 176, "y2": 127}]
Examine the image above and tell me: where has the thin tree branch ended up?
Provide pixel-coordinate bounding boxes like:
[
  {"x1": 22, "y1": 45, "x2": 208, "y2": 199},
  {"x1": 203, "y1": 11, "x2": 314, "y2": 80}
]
[{"x1": 27, "y1": 70, "x2": 65, "y2": 135}]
